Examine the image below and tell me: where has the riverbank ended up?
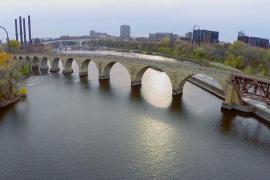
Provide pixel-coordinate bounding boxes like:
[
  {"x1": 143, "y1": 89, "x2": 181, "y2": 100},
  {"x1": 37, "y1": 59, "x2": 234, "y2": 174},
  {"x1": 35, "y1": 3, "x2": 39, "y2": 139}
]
[{"x1": 0, "y1": 95, "x2": 26, "y2": 108}]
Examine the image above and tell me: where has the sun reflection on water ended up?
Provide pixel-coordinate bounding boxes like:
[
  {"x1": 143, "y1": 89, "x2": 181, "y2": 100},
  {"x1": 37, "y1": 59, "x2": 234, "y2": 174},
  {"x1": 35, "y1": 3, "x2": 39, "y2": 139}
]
[{"x1": 141, "y1": 69, "x2": 172, "y2": 108}]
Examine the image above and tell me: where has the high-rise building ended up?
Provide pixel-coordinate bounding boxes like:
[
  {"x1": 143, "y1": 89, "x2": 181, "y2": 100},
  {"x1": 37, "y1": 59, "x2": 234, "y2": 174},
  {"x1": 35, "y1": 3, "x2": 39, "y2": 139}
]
[
  {"x1": 120, "y1": 25, "x2": 131, "y2": 39},
  {"x1": 238, "y1": 31, "x2": 245, "y2": 38},
  {"x1": 192, "y1": 29, "x2": 219, "y2": 44},
  {"x1": 237, "y1": 32, "x2": 269, "y2": 48}
]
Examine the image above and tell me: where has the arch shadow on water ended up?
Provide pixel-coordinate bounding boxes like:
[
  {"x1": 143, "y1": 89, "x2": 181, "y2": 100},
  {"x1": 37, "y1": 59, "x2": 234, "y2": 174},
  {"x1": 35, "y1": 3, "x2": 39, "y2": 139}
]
[
  {"x1": 63, "y1": 74, "x2": 76, "y2": 86},
  {"x1": 31, "y1": 69, "x2": 40, "y2": 76},
  {"x1": 98, "y1": 79, "x2": 111, "y2": 94},
  {"x1": 129, "y1": 85, "x2": 143, "y2": 102},
  {"x1": 79, "y1": 76, "x2": 90, "y2": 90}
]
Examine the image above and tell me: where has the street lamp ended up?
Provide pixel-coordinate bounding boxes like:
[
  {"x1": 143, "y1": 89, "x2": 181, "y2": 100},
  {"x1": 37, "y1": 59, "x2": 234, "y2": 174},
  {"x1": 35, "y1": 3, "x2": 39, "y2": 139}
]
[{"x1": 0, "y1": 26, "x2": 10, "y2": 53}]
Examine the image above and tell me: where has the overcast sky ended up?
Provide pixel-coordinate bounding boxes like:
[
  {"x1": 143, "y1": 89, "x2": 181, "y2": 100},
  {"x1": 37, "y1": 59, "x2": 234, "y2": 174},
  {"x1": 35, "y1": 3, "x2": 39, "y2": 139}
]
[{"x1": 0, "y1": 0, "x2": 269, "y2": 42}]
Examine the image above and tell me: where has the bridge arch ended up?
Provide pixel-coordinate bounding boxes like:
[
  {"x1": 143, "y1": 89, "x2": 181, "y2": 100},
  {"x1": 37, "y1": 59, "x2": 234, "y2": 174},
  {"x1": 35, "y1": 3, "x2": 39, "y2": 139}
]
[
  {"x1": 41, "y1": 57, "x2": 49, "y2": 70},
  {"x1": 51, "y1": 57, "x2": 60, "y2": 69},
  {"x1": 18, "y1": 56, "x2": 24, "y2": 61},
  {"x1": 50, "y1": 57, "x2": 62, "y2": 73},
  {"x1": 81, "y1": 59, "x2": 98, "y2": 72},
  {"x1": 103, "y1": 61, "x2": 117, "y2": 76},
  {"x1": 99, "y1": 61, "x2": 131, "y2": 81},
  {"x1": 132, "y1": 66, "x2": 165, "y2": 86},
  {"x1": 32, "y1": 57, "x2": 40, "y2": 68},
  {"x1": 63, "y1": 58, "x2": 79, "y2": 75},
  {"x1": 79, "y1": 59, "x2": 98, "y2": 77},
  {"x1": 64, "y1": 58, "x2": 74, "y2": 69},
  {"x1": 25, "y1": 56, "x2": 31, "y2": 65}
]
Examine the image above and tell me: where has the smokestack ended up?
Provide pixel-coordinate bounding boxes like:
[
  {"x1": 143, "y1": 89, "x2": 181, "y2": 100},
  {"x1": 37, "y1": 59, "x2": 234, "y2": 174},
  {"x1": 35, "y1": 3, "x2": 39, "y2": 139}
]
[
  {"x1": 23, "y1": 18, "x2": 27, "y2": 45},
  {"x1": 19, "y1": 16, "x2": 23, "y2": 47},
  {"x1": 28, "y1": 15, "x2": 32, "y2": 45},
  {"x1": 15, "y1": 19, "x2": 18, "y2": 41}
]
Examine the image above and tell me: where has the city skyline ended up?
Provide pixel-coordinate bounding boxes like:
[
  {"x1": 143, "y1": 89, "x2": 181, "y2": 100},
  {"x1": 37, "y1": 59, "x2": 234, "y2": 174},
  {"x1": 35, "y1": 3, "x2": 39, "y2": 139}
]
[{"x1": 1, "y1": 0, "x2": 270, "y2": 42}]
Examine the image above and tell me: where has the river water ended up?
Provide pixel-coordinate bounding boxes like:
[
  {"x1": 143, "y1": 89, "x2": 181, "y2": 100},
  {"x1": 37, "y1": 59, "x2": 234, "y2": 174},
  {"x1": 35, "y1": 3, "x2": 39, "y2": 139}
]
[{"x1": 0, "y1": 62, "x2": 270, "y2": 180}]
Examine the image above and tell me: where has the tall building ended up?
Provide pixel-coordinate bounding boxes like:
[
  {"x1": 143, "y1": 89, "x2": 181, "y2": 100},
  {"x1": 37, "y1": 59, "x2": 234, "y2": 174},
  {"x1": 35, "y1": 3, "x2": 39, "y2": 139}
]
[
  {"x1": 120, "y1": 25, "x2": 131, "y2": 39},
  {"x1": 192, "y1": 29, "x2": 219, "y2": 44},
  {"x1": 238, "y1": 31, "x2": 245, "y2": 37},
  {"x1": 238, "y1": 32, "x2": 269, "y2": 48}
]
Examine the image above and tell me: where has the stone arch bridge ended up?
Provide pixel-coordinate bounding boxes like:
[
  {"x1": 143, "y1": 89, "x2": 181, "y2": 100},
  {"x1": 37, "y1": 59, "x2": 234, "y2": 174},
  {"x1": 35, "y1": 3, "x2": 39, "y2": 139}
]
[{"x1": 14, "y1": 53, "x2": 244, "y2": 109}]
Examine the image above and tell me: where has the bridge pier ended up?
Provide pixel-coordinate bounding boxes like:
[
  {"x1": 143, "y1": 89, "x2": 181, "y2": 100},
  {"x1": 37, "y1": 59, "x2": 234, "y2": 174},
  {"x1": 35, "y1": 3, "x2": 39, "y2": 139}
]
[
  {"x1": 131, "y1": 80, "x2": 142, "y2": 88},
  {"x1": 50, "y1": 68, "x2": 60, "y2": 73},
  {"x1": 40, "y1": 66, "x2": 49, "y2": 71},
  {"x1": 63, "y1": 69, "x2": 73, "y2": 75},
  {"x1": 221, "y1": 81, "x2": 254, "y2": 112},
  {"x1": 79, "y1": 71, "x2": 88, "y2": 77},
  {"x1": 32, "y1": 65, "x2": 39, "y2": 70},
  {"x1": 99, "y1": 75, "x2": 110, "y2": 81},
  {"x1": 172, "y1": 89, "x2": 183, "y2": 97}
]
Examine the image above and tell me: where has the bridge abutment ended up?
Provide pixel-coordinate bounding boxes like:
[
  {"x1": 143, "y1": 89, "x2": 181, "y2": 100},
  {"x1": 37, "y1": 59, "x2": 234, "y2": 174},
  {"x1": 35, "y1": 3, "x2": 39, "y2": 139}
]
[
  {"x1": 63, "y1": 69, "x2": 73, "y2": 75},
  {"x1": 221, "y1": 81, "x2": 253, "y2": 112}
]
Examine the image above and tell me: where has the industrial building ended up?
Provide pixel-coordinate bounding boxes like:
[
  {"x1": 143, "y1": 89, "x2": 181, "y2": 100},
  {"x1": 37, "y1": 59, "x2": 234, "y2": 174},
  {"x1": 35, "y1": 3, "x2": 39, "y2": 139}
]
[
  {"x1": 237, "y1": 31, "x2": 269, "y2": 48},
  {"x1": 192, "y1": 29, "x2": 219, "y2": 44}
]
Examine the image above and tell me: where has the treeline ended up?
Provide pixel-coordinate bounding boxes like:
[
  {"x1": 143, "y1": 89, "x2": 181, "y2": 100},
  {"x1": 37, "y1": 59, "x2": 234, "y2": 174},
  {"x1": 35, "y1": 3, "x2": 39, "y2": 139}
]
[
  {"x1": 0, "y1": 52, "x2": 29, "y2": 103},
  {"x1": 88, "y1": 39, "x2": 270, "y2": 76}
]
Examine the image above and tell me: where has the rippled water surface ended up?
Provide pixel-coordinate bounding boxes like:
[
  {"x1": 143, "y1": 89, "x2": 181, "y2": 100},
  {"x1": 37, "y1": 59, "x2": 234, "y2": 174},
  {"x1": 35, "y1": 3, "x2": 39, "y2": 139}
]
[{"x1": 0, "y1": 63, "x2": 270, "y2": 179}]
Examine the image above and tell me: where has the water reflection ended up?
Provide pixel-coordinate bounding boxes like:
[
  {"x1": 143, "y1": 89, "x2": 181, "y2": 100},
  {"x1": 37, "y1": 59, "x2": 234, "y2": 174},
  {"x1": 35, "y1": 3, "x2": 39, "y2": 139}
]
[
  {"x1": 169, "y1": 95, "x2": 183, "y2": 112},
  {"x1": 130, "y1": 86, "x2": 143, "y2": 102},
  {"x1": 141, "y1": 69, "x2": 172, "y2": 108},
  {"x1": 134, "y1": 117, "x2": 187, "y2": 176},
  {"x1": 40, "y1": 70, "x2": 49, "y2": 75},
  {"x1": 220, "y1": 110, "x2": 270, "y2": 144},
  {"x1": 1, "y1": 58, "x2": 270, "y2": 179},
  {"x1": 79, "y1": 76, "x2": 90, "y2": 90},
  {"x1": 99, "y1": 79, "x2": 111, "y2": 92}
]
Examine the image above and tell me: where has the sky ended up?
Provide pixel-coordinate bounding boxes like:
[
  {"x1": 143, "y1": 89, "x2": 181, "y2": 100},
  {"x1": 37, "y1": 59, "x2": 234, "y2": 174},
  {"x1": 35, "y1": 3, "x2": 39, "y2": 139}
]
[{"x1": 0, "y1": 0, "x2": 269, "y2": 42}]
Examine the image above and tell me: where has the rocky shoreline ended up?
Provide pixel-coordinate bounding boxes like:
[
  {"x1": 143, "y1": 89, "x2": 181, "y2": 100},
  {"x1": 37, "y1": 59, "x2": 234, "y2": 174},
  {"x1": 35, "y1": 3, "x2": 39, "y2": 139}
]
[{"x1": 0, "y1": 95, "x2": 26, "y2": 108}]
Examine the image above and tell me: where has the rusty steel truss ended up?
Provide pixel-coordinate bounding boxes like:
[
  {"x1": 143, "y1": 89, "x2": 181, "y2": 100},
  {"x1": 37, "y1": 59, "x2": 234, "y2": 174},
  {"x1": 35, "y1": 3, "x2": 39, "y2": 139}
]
[{"x1": 232, "y1": 73, "x2": 270, "y2": 103}]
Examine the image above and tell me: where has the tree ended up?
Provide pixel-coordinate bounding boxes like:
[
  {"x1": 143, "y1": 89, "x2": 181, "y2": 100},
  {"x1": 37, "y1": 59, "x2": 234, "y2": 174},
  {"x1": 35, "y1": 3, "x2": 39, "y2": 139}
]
[
  {"x1": 0, "y1": 52, "x2": 24, "y2": 99},
  {"x1": 224, "y1": 55, "x2": 244, "y2": 69},
  {"x1": 193, "y1": 47, "x2": 206, "y2": 59},
  {"x1": 160, "y1": 38, "x2": 170, "y2": 47},
  {"x1": 227, "y1": 41, "x2": 248, "y2": 57},
  {"x1": 7, "y1": 40, "x2": 21, "y2": 52},
  {"x1": 0, "y1": 52, "x2": 11, "y2": 67}
]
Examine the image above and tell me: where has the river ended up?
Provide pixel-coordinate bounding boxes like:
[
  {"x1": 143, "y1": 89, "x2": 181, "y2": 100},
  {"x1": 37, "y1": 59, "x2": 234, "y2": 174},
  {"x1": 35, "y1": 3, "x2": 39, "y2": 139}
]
[{"x1": 0, "y1": 61, "x2": 270, "y2": 179}]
